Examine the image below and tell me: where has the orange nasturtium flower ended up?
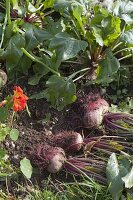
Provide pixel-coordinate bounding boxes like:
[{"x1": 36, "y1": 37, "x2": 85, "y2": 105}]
[{"x1": 13, "y1": 86, "x2": 28, "y2": 112}]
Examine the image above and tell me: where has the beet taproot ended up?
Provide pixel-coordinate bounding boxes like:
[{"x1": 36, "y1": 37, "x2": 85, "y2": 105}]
[
  {"x1": 29, "y1": 144, "x2": 66, "y2": 173},
  {"x1": 54, "y1": 131, "x2": 83, "y2": 152},
  {"x1": 83, "y1": 97, "x2": 109, "y2": 128}
]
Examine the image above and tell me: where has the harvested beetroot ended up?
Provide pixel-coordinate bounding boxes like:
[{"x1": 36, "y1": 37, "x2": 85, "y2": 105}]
[
  {"x1": 29, "y1": 144, "x2": 66, "y2": 173},
  {"x1": 54, "y1": 131, "x2": 83, "y2": 152},
  {"x1": 83, "y1": 96, "x2": 109, "y2": 128}
]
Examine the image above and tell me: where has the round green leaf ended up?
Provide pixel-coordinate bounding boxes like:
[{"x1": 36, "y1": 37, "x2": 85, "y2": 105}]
[
  {"x1": 10, "y1": 129, "x2": 19, "y2": 141},
  {"x1": 20, "y1": 158, "x2": 32, "y2": 179},
  {"x1": 0, "y1": 149, "x2": 7, "y2": 160}
]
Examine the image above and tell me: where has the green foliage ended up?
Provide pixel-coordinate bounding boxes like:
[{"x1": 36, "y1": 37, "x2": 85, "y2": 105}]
[
  {"x1": 106, "y1": 153, "x2": 133, "y2": 199},
  {"x1": 0, "y1": 0, "x2": 133, "y2": 110},
  {"x1": 0, "y1": 125, "x2": 10, "y2": 142},
  {"x1": 97, "y1": 48, "x2": 120, "y2": 83},
  {"x1": 106, "y1": 153, "x2": 124, "y2": 199},
  {"x1": 113, "y1": 0, "x2": 133, "y2": 24},
  {"x1": 49, "y1": 32, "x2": 88, "y2": 62},
  {"x1": 91, "y1": 13, "x2": 121, "y2": 46},
  {"x1": 9, "y1": 128, "x2": 19, "y2": 141},
  {"x1": 20, "y1": 157, "x2": 33, "y2": 179},
  {"x1": 0, "y1": 107, "x2": 9, "y2": 122}
]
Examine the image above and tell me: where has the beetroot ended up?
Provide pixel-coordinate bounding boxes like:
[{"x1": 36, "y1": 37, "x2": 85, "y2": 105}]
[
  {"x1": 54, "y1": 131, "x2": 83, "y2": 152},
  {"x1": 29, "y1": 144, "x2": 66, "y2": 173},
  {"x1": 83, "y1": 97, "x2": 109, "y2": 128}
]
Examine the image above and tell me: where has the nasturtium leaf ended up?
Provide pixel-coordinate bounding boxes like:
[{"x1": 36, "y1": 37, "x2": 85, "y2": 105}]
[
  {"x1": 0, "y1": 107, "x2": 9, "y2": 122},
  {"x1": 0, "y1": 126, "x2": 10, "y2": 142},
  {"x1": 0, "y1": 149, "x2": 7, "y2": 160},
  {"x1": 106, "y1": 153, "x2": 123, "y2": 199},
  {"x1": 20, "y1": 158, "x2": 32, "y2": 179},
  {"x1": 49, "y1": 32, "x2": 88, "y2": 61},
  {"x1": 10, "y1": 129, "x2": 19, "y2": 141},
  {"x1": 122, "y1": 166, "x2": 133, "y2": 189},
  {"x1": 113, "y1": 0, "x2": 133, "y2": 24},
  {"x1": 97, "y1": 48, "x2": 120, "y2": 83}
]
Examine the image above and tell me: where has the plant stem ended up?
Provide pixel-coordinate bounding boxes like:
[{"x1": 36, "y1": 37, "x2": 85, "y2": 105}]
[
  {"x1": 6, "y1": 0, "x2": 11, "y2": 25},
  {"x1": 10, "y1": 111, "x2": 15, "y2": 128},
  {"x1": 112, "y1": 42, "x2": 123, "y2": 51},
  {"x1": 21, "y1": 48, "x2": 60, "y2": 76},
  {"x1": 44, "y1": 10, "x2": 55, "y2": 17},
  {"x1": 114, "y1": 47, "x2": 133, "y2": 55},
  {"x1": 0, "y1": 15, "x2": 7, "y2": 48},
  {"x1": 94, "y1": 46, "x2": 103, "y2": 62},
  {"x1": 67, "y1": 67, "x2": 89, "y2": 81},
  {"x1": 118, "y1": 54, "x2": 132, "y2": 61},
  {"x1": 65, "y1": 160, "x2": 91, "y2": 180},
  {"x1": 73, "y1": 72, "x2": 88, "y2": 82}
]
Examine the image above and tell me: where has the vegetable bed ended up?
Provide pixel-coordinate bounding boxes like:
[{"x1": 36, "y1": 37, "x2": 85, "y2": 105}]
[{"x1": 0, "y1": 0, "x2": 133, "y2": 199}]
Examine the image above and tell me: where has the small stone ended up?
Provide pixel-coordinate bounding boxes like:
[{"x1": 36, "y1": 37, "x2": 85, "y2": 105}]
[
  {"x1": 14, "y1": 154, "x2": 19, "y2": 159},
  {"x1": 21, "y1": 131, "x2": 25, "y2": 135},
  {"x1": 5, "y1": 141, "x2": 9, "y2": 147},
  {"x1": 11, "y1": 141, "x2": 15, "y2": 148}
]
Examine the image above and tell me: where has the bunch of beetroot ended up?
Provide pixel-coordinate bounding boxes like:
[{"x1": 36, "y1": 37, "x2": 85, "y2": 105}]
[{"x1": 28, "y1": 93, "x2": 133, "y2": 183}]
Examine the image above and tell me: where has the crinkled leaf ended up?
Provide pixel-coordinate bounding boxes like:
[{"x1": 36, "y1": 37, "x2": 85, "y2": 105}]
[
  {"x1": 11, "y1": 0, "x2": 19, "y2": 9},
  {"x1": 97, "y1": 48, "x2": 120, "y2": 83},
  {"x1": 120, "y1": 29, "x2": 133, "y2": 44},
  {"x1": 44, "y1": 0, "x2": 54, "y2": 9},
  {"x1": 91, "y1": 14, "x2": 121, "y2": 46},
  {"x1": 28, "y1": 2, "x2": 40, "y2": 13},
  {"x1": 49, "y1": 32, "x2": 88, "y2": 61},
  {"x1": 20, "y1": 158, "x2": 32, "y2": 179},
  {"x1": 10, "y1": 129, "x2": 19, "y2": 141},
  {"x1": 45, "y1": 75, "x2": 76, "y2": 110},
  {"x1": 106, "y1": 153, "x2": 123, "y2": 199},
  {"x1": 54, "y1": 0, "x2": 88, "y2": 15},
  {"x1": 122, "y1": 166, "x2": 133, "y2": 189},
  {"x1": 73, "y1": 5, "x2": 85, "y2": 35},
  {"x1": 114, "y1": 0, "x2": 133, "y2": 24}
]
